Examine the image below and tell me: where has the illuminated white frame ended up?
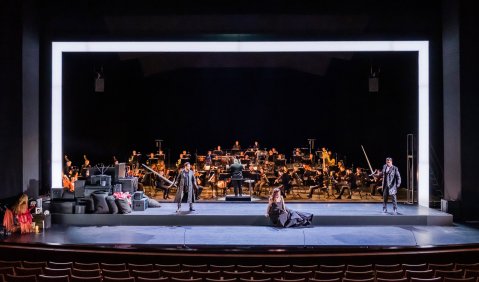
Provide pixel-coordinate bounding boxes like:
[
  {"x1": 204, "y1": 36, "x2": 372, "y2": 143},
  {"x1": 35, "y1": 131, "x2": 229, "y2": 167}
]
[{"x1": 52, "y1": 41, "x2": 429, "y2": 207}]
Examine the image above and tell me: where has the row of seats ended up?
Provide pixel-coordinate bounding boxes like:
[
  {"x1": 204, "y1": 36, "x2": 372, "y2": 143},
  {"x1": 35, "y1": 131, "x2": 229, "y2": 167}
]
[{"x1": 1, "y1": 261, "x2": 479, "y2": 282}]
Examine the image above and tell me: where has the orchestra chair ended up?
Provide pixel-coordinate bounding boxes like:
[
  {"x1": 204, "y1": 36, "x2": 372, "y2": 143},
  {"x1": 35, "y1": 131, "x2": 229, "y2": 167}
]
[
  {"x1": 101, "y1": 263, "x2": 127, "y2": 271},
  {"x1": 4, "y1": 274, "x2": 38, "y2": 282},
  {"x1": 37, "y1": 275, "x2": 70, "y2": 282},
  {"x1": 102, "y1": 269, "x2": 131, "y2": 278},
  {"x1": 42, "y1": 267, "x2": 71, "y2": 277},
  {"x1": 70, "y1": 275, "x2": 103, "y2": 282},
  {"x1": 313, "y1": 271, "x2": 345, "y2": 280},
  {"x1": 236, "y1": 265, "x2": 263, "y2": 272},
  {"x1": 73, "y1": 262, "x2": 100, "y2": 270},
  {"x1": 131, "y1": 270, "x2": 162, "y2": 279},
  {"x1": 375, "y1": 270, "x2": 405, "y2": 280},
  {"x1": 375, "y1": 264, "x2": 403, "y2": 272},
  {"x1": 22, "y1": 261, "x2": 47, "y2": 269},
  {"x1": 251, "y1": 271, "x2": 283, "y2": 280},
  {"x1": 318, "y1": 265, "x2": 346, "y2": 272},
  {"x1": 154, "y1": 264, "x2": 181, "y2": 272},
  {"x1": 47, "y1": 262, "x2": 73, "y2": 270}
]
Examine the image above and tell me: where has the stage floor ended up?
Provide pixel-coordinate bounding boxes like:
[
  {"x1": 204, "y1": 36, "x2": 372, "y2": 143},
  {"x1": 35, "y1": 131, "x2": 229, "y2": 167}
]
[
  {"x1": 3, "y1": 203, "x2": 478, "y2": 251},
  {"x1": 52, "y1": 203, "x2": 453, "y2": 226}
]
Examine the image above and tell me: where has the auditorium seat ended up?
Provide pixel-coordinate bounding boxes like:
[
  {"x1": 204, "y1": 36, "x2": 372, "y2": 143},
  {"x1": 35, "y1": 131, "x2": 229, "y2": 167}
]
[
  {"x1": 406, "y1": 270, "x2": 435, "y2": 280},
  {"x1": 291, "y1": 265, "x2": 318, "y2": 272},
  {"x1": 4, "y1": 274, "x2": 37, "y2": 282},
  {"x1": 131, "y1": 270, "x2": 162, "y2": 279},
  {"x1": 136, "y1": 278, "x2": 169, "y2": 282},
  {"x1": 22, "y1": 261, "x2": 47, "y2": 269},
  {"x1": 435, "y1": 269, "x2": 464, "y2": 279},
  {"x1": 264, "y1": 265, "x2": 290, "y2": 272},
  {"x1": 0, "y1": 261, "x2": 22, "y2": 268},
  {"x1": 209, "y1": 265, "x2": 236, "y2": 272},
  {"x1": 429, "y1": 263, "x2": 455, "y2": 271},
  {"x1": 444, "y1": 278, "x2": 477, "y2": 282},
  {"x1": 252, "y1": 270, "x2": 283, "y2": 280},
  {"x1": 309, "y1": 278, "x2": 341, "y2": 282},
  {"x1": 37, "y1": 274, "x2": 70, "y2": 282},
  {"x1": 376, "y1": 264, "x2": 403, "y2": 272},
  {"x1": 410, "y1": 278, "x2": 442, "y2": 282},
  {"x1": 70, "y1": 275, "x2": 103, "y2": 282},
  {"x1": 318, "y1": 265, "x2": 346, "y2": 272},
  {"x1": 103, "y1": 277, "x2": 135, "y2": 282},
  {"x1": 205, "y1": 278, "x2": 237, "y2": 282},
  {"x1": 376, "y1": 270, "x2": 405, "y2": 280},
  {"x1": 170, "y1": 277, "x2": 202, "y2": 282},
  {"x1": 283, "y1": 270, "x2": 314, "y2": 280},
  {"x1": 71, "y1": 268, "x2": 102, "y2": 277},
  {"x1": 0, "y1": 267, "x2": 15, "y2": 276},
  {"x1": 464, "y1": 270, "x2": 479, "y2": 279},
  {"x1": 456, "y1": 264, "x2": 479, "y2": 271},
  {"x1": 160, "y1": 270, "x2": 191, "y2": 279},
  {"x1": 47, "y1": 262, "x2": 73, "y2": 270},
  {"x1": 102, "y1": 269, "x2": 131, "y2": 278},
  {"x1": 222, "y1": 270, "x2": 252, "y2": 280},
  {"x1": 73, "y1": 262, "x2": 100, "y2": 270},
  {"x1": 14, "y1": 267, "x2": 43, "y2": 276},
  {"x1": 342, "y1": 278, "x2": 375, "y2": 282},
  {"x1": 154, "y1": 265, "x2": 181, "y2": 272},
  {"x1": 128, "y1": 263, "x2": 154, "y2": 272},
  {"x1": 42, "y1": 267, "x2": 71, "y2": 277},
  {"x1": 403, "y1": 264, "x2": 429, "y2": 271},
  {"x1": 237, "y1": 265, "x2": 263, "y2": 272},
  {"x1": 241, "y1": 278, "x2": 272, "y2": 282},
  {"x1": 182, "y1": 264, "x2": 208, "y2": 272},
  {"x1": 101, "y1": 263, "x2": 127, "y2": 271},
  {"x1": 346, "y1": 264, "x2": 374, "y2": 272},
  {"x1": 344, "y1": 270, "x2": 375, "y2": 280},
  {"x1": 191, "y1": 270, "x2": 221, "y2": 280},
  {"x1": 376, "y1": 278, "x2": 408, "y2": 282},
  {"x1": 273, "y1": 278, "x2": 306, "y2": 282},
  {"x1": 314, "y1": 271, "x2": 344, "y2": 280}
]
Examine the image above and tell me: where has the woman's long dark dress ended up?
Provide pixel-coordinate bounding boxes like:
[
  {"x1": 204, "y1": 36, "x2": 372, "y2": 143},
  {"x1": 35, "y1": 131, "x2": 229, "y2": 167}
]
[{"x1": 268, "y1": 201, "x2": 313, "y2": 227}]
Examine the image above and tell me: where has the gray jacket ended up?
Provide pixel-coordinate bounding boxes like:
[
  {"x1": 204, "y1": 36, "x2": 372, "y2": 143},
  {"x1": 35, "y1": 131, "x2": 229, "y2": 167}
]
[
  {"x1": 381, "y1": 164, "x2": 401, "y2": 195},
  {"x1": 173, "y1": 169, "x2": 198, "y2": 204}
]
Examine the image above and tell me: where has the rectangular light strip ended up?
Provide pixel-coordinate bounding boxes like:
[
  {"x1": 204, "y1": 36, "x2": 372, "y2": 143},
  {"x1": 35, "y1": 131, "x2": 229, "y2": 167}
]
[{"x1": 52, "y1": 41, "x2": 429, "y2": 207}]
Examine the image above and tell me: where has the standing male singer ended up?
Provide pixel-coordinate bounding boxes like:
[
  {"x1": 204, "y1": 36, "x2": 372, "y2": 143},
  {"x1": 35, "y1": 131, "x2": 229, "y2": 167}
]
[{"x1": 382, "y1": 157, "x2": 401, "y2": 214}]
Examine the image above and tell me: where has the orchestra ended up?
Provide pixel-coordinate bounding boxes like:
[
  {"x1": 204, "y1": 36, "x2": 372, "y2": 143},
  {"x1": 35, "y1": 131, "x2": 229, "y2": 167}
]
[{"x1": 63, "y1": 139, "x2": 384, "y2": 201}]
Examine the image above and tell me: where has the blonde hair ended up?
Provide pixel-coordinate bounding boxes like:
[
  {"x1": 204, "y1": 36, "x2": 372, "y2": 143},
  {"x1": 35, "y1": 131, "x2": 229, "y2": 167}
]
[{"x1": 13, "y1": 194, "x2": 29, "y2": 214}]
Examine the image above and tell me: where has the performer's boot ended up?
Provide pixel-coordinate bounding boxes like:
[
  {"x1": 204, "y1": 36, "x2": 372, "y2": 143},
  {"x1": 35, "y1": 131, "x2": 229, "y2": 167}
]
[
  {"x1": 189, "y1": 203, "x2": 195, "y2": 212},
  {"x1": 382, "y1": 206, "x2": 387, "y2": 213},
  {"x1": 176, "y1": 204, "x2": 181, "y2": 213}
]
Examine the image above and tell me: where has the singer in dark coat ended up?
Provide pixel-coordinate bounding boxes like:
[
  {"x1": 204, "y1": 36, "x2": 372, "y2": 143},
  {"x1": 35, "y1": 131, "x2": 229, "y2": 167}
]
[
  {"x1": 382, "y1": 157, "x2": 401, "y2": 214},
  {"x1": 173, "y1": 162, "x2": 198, "y2": 212}
]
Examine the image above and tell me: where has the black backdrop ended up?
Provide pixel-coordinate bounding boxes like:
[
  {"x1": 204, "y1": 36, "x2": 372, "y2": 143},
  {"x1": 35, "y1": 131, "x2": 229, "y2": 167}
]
[{"x1": 62, "y1": 51, "x2": 417, "y2": 174}]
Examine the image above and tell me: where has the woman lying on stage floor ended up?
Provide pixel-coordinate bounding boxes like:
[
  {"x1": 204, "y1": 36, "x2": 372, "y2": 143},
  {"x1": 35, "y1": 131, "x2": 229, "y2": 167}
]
[{"x1": 266, "y1": 187, "x2": 313, "y2": 227}]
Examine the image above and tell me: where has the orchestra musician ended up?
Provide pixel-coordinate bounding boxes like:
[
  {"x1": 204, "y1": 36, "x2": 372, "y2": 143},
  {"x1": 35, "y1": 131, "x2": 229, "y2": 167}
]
[
  {"x1": 254, "y1": 167, "x2": 269, "y2": 195},
  {"x1": 80, "y1": 155, "x2": 91, "y2": 178},
  {"x1": 336, "y1": 169, "x2": 357, "y2": 199},
  {"x1": 213, "y1": 145, "x2": 224, "y2": 156},
  {"x1": 205, "y1": 151, "x2": 213, "y2": 167},
  {"x1": 370, "y1": 167, "x2": 383, "y2": 196},
  {"x1": 252, "y1": 141, "x2": 260, "y2": 151},
  {"x1": 307, "y1": 170, "x2": 325, "y2": 198},
  {"x1": 232, "y1": 140, "x2": 241, "y2": 150},
  {"x1": 155, "y1": 169, "x2": 171, "y2": 199},
  {"x1": 191, "y1": 164, "x2": 204, "y2": 200},
  {"x1": 275, "y1": 167, "x2": 292, "y2": 197},
  {"x1": 62, "y1": 155, "x2": 77, "y2": 192},
  {"x1": 129, "y1": 150, "x2": 140, "y2": 173}
]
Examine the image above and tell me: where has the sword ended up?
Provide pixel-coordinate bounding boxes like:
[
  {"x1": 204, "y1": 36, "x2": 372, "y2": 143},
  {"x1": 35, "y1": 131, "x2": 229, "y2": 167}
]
[{"x1": 142, "y1": 164, "x2": 176, "y2": 187}]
